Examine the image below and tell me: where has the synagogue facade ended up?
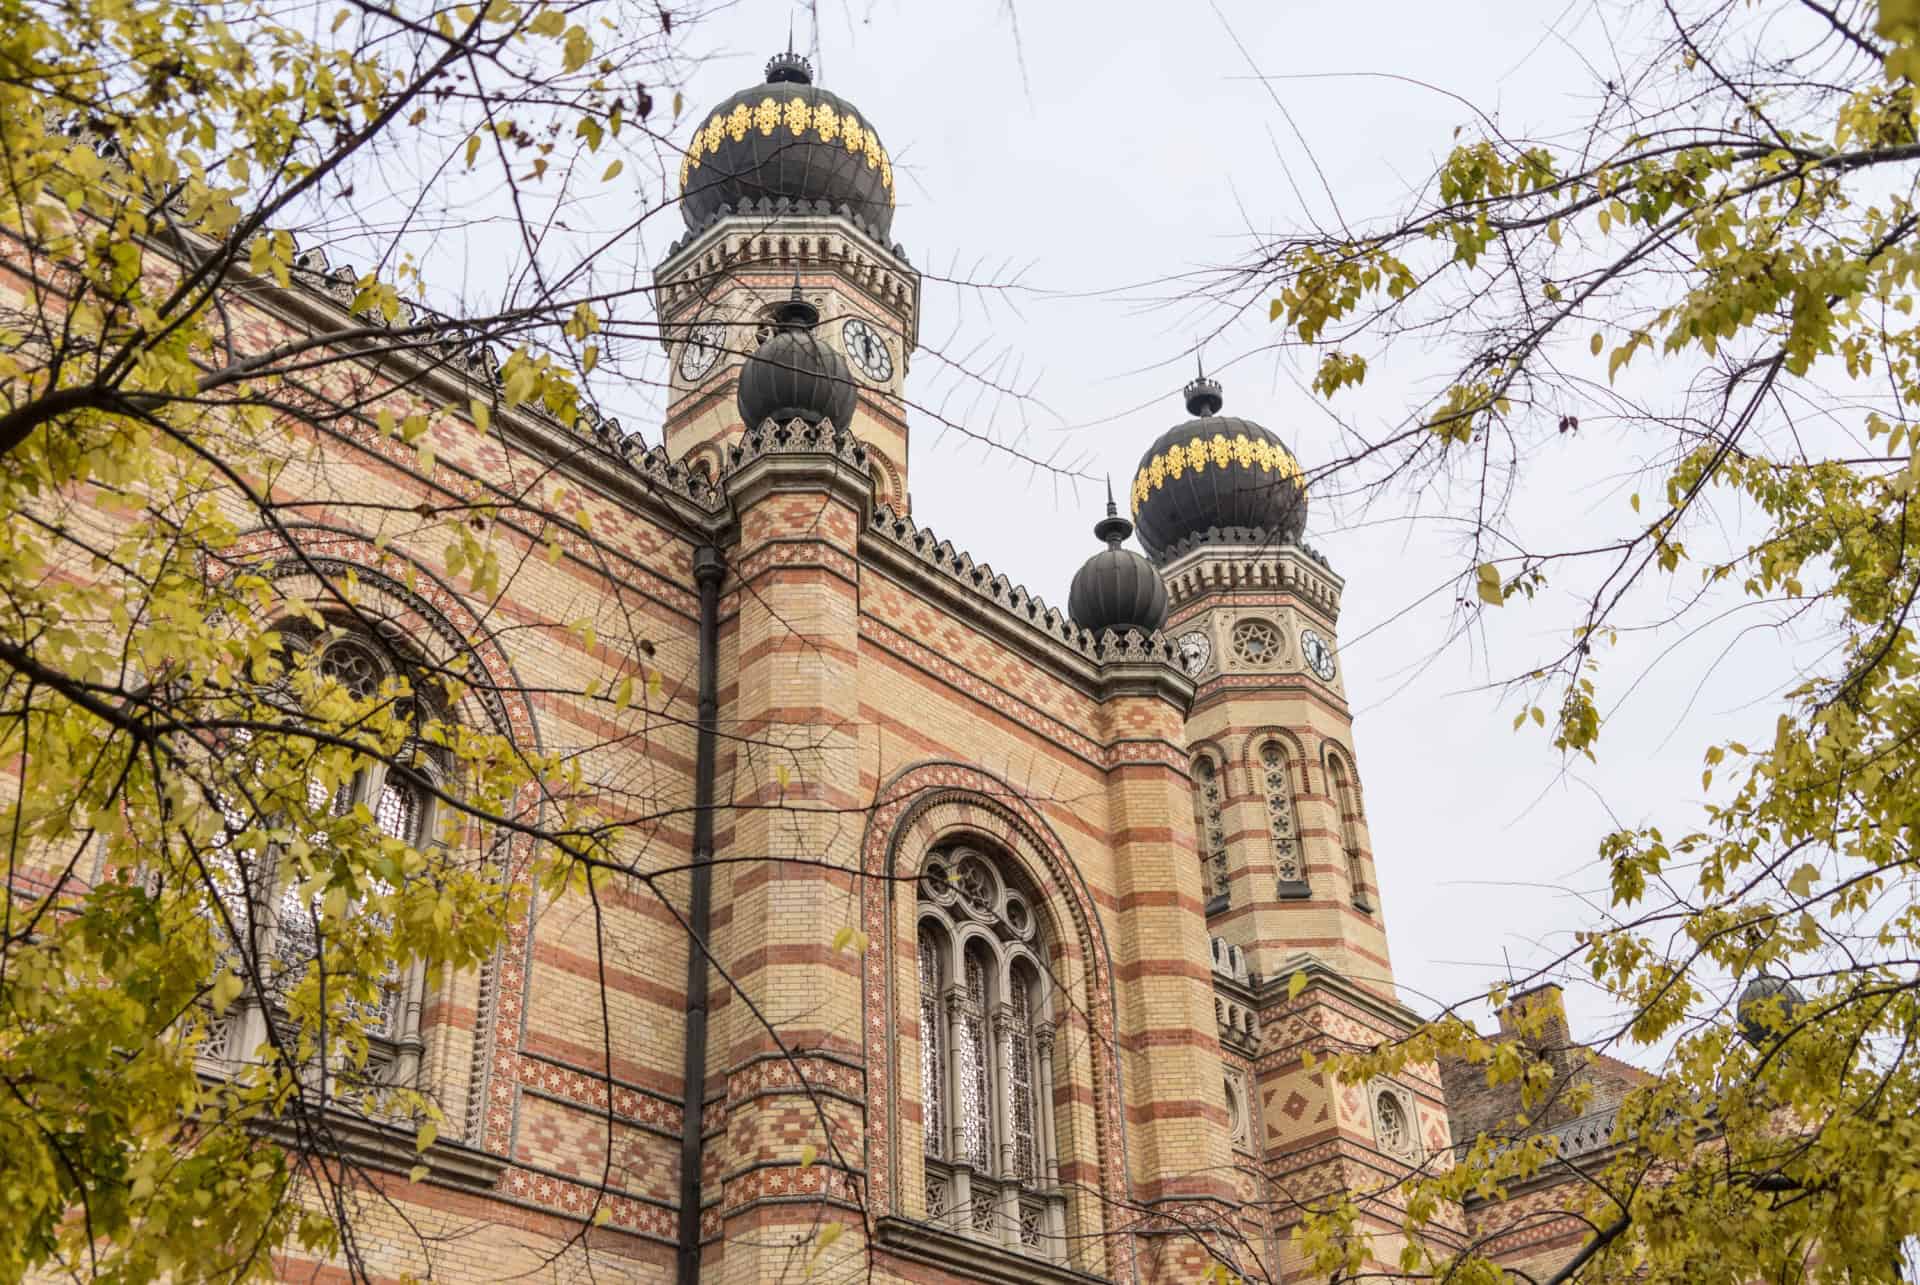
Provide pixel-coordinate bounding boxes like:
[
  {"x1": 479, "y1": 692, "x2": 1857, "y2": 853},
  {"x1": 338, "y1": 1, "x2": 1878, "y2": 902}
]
[{"x1": 163, "y1": 48, "x2": 1628, "y2": 1285}]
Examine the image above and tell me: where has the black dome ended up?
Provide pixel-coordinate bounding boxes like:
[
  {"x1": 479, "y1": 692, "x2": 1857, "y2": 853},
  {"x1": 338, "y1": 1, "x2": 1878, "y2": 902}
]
[
  {"x1": 679, "y1": 52, "x2": 894, "y2": 238},
  {"x1": 1128, "y1": 375, "x2": 1308, "y2": 563},
  {"x1": 1736, "y1": 973, "x2": 1806, "y2": 1048},
  {"x1": 736, "y1": 291, "x2": 857, "y2": 429},
  {"x1": 1069, "y1": 491, "x2": 1169, "y2": 635}
]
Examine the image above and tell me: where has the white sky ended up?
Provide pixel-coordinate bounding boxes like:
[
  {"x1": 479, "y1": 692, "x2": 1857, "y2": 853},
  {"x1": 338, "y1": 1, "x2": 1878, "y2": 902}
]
[{"x1": 368, "y1": 0, "x2": 1830, "y2": 1054}]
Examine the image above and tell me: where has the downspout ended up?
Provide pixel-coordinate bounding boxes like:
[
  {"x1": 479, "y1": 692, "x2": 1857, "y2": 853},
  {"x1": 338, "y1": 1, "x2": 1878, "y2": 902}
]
[{"x1": 677, "y1": 545, "x2": 724, "y2": 1285}]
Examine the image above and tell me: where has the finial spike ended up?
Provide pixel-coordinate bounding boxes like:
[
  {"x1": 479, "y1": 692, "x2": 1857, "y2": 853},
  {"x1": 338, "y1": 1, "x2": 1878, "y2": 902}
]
[
  {"x1": 790, "y1": 270, "x2": 802, "y2": 302},
  {"x1": 1105, "y1": 474, "x2": 1117, "y2": 516}
]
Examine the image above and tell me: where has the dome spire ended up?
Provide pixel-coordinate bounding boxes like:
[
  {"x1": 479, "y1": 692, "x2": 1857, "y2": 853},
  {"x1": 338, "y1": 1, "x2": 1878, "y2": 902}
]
[
  {"x1": 1184, "y1": 357, "x2": 1223, "y2": 418},
  {"x1": 765, "y1": 31, "x2": 813, "y2": 85},
  {"x1": 1068, "y1": 483, "x2": 1169, "y2": 635},
  {"x1": 772, "y1": 272, "x2": 819, "y2": 329},
  {"x1": 1094, "y1": 476, "x2": 1132, "y2": 548}
]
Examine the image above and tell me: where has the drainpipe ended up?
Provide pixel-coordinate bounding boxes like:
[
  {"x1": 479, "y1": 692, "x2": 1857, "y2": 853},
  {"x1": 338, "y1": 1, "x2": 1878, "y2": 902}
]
[{"x1": 677, "y1": 545, "x2": 724, "y2": 1285}]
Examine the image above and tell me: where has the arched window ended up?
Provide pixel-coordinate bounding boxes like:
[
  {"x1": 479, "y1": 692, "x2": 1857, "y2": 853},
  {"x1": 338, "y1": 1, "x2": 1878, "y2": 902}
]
[
  {"x1": 917, "y1": 845, "x2": 1065, "y2": 1259},
  {"x1": 204, "y1": 627, "x2": 443, "y2": 1091},
  {"x1": 1260, "y1": 740, "x2": 1307, "y2": 896},
  {"x1": 1191, "y1": 752, "x2": 1230, "y2": 911},
  {"x1": 1326, "y1": 752, "x2": 1371, "y2": 912}
]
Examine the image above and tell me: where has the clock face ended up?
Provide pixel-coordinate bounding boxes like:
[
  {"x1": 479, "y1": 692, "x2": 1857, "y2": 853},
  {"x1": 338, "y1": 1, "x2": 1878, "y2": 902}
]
[
  {"x1": 1300, "y1": 628, "x2": 1337, "y2": 681},
  {"x1": 1176, "y1": 630, "x2": 1212, "y2": 678},
  {"x1": 841, "y1": 317, "x2": 894, "y2": 382},
  {"x1": 678, "y1": 320, "x2": 726, "y2": 381}
]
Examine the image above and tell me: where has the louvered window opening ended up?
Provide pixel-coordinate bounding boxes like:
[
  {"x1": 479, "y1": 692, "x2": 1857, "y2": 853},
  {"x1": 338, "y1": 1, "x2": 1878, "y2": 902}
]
[{"x1": 1261, "y1": 741, "x2": 1303, "y2": 885}]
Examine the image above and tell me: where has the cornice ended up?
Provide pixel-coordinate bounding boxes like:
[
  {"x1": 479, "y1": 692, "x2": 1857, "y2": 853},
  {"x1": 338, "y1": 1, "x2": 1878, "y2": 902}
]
[
  {"x1": 1257, "y1": 952, "x2": 1427, "y2": 1033},
  {"x1": 654, "y1": 211, "x2": 919, "y2": 350},
  {"x1": 873, "y1": 1217, "x2": 1111, "y2": 1285},
  {"x1": 1159, "y1": 536, "x2": 1344, "y2": 623},
  {"x1": 860, "y1": 504, "x2": 1193, "y2": 707}
]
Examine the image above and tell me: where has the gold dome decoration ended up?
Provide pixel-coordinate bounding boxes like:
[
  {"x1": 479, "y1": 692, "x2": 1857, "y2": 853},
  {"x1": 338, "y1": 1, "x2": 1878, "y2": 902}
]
[
  {"x1": 680, "y1": 97, "x2": 900, "y2": 193},
  {"x1": 1127, "y1": 432, "x2": 1308, "y2": 502},
  {"x1": 754, "y1": 96, "x2": 781, "y2": 135}
]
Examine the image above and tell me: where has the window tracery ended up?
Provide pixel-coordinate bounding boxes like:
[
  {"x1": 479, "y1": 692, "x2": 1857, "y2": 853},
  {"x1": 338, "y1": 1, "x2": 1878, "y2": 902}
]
[
  {"x1": 916, "y1": 844, "x2": 1064, "y2": 1260},
  {"x1": 1230, "y1": 618, "x2": 1281, "y2": 666},
  {"x1": 204, "y1": 625, "x2": 443, "y2": 1087},
  {"x1": 1373, "y1": 1085, "x2": 1417, "y2": 1160},
  {"x1": 1260, "y1": 741, "x2": 1304, "y2": 889},
  {"x1": 1192, "y1": 753, "x2": 1230, "y2": 908}
]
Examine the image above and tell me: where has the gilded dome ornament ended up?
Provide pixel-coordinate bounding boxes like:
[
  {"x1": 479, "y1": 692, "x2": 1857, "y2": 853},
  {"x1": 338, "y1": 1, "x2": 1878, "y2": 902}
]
[
  {"x1": 1126, "y1": 365, "x2": 1310, "y2": 562},
  {"x1": 676, "y1": 50, "x2": 896, "y2": 237}
]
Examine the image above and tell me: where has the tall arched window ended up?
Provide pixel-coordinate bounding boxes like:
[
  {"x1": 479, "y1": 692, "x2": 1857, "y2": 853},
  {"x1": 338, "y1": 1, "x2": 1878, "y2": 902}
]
[
  {"x1": 917, "y1": 845, "x2": 1065, "y2": 1259},
  {"x1": 1191, "y1": 752, "x2": 1230, "y2": 911},
  {"x1": 1326, "y1": 752, "x2": 1371, "y2": 912},
  {"x1": 204, "y1": 627, "x2": 443, "y2": 1091},
  {"x1": 1260, "y1": 740, "x2": 1308, "y2": 897}
]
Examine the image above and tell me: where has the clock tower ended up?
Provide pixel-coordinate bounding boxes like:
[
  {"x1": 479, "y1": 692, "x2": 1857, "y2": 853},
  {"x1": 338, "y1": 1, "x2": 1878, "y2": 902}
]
[
  {"x1": 1128, "y1": 372, "x2": 1394, "y2": 997},
  {"x1": 652, "y1": 49, "x2": 921, "y2": 508}
]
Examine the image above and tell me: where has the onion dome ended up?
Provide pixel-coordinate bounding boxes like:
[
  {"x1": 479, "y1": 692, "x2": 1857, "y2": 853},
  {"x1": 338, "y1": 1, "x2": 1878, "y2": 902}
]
[
  {"x1": 1736, "y1": 973, "x2": 1806, "y2": 1048},
  {"x1": 736, "y1": 286, "x2": 857, "y2": 429},
  {"x1": 1069, "y1": 484, "x2": 1170, "y2": 635},
  {"x1": 1127, "y1": 369, "x2": 1308, "y2": 563},
  {"x1": 678, "y1": 48, "x2": 895, "y2": 238}
]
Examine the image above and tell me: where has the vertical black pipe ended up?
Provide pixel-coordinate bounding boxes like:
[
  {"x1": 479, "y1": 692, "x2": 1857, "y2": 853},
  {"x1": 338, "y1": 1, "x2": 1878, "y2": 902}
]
[{"x1": 677, "y1": 546, "x2": 723, "y2": 1285}]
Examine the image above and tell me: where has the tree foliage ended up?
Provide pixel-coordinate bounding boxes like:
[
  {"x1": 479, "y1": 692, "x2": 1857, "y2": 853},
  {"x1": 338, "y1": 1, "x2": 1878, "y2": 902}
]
[
  {"x1": 1246, "y1": 0, "x2": 1920, "y2": 1279},
  {"x1": 0, "y1": 0, "x2": 692, "y2": 1277}
]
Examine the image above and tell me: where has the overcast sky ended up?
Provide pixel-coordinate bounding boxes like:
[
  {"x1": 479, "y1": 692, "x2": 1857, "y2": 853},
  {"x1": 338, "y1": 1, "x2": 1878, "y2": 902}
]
[{"x1": 587, "y1": 0, "x2": 1816, "y2": 1052}]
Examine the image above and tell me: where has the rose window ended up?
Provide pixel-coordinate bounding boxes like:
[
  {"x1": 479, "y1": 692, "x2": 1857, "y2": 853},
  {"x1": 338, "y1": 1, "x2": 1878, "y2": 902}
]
[{"x1": 1230, "y1": 619, "x2": 1281, "y2": 666}]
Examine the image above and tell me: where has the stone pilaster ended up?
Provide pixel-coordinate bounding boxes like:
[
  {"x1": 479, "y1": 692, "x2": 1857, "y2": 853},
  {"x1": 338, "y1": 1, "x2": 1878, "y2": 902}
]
[{"x1": 702, "y1": 423, "x2": 873, "y2": 1283}]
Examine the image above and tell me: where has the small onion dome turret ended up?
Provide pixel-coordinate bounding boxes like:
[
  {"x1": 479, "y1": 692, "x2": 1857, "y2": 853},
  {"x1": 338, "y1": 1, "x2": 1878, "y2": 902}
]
[
  {"x1": 1068, "y1": 485, "x2": 1169, "y2": 635},
  {"x1": 1128, "y1": 370, "x2": 1308, "y2": 563},
  {"x1": 736, "y1": 287, "x2": 857, "y2": 429},
  {"x1": 678, "y1": 49, "x2": 895, "y2": 238},
  {"x1": 1735, "y1": 973, "x2": 1807, "y2": 1048}
]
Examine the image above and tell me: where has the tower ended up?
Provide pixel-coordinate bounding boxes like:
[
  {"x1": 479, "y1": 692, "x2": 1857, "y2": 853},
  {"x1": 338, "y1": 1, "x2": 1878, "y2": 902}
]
[
  {"x1": 1129, "y1": 372, "x2": 1448, "y2": 1274},
  {"x1": 1129, "y1": 369, "x2": 1391, "y2": 994},
  {"x1": 653, "y1": 49, "x2": 920, "y2": 508}
]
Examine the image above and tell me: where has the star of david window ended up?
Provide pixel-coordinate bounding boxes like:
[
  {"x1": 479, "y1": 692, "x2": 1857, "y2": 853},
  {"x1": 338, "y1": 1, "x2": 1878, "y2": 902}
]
[
  {"x1": 1373, "y1": 1085, "x2": 1419, "y2": 1160},
  {"x1": 1230, "y1": 618, "x2": 1281, "y2": 667},
  {"x1": 916, "y1": 845, "x2": 1066, "y2": 1261}
]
